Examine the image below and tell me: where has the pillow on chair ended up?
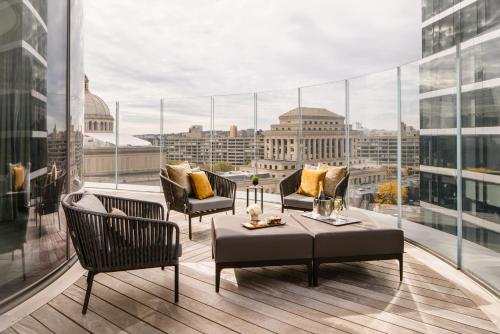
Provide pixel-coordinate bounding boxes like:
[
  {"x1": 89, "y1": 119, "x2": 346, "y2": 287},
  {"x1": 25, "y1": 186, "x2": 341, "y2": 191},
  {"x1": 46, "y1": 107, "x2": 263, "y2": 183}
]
[
  {"x1": 318, "y1": 164, "x2": 347, "y2": 198},
  {"x1": 297, "y1": 167, "x2": 327, "y2": 197},
  {"x1": 188, "y1": 171, "x2": 214, "y2": 200},
  {"x1": 9, "y1": 163, "x2": 25, "y2": 191},
  {"x1": 110, "y1": 208, "x2": 126, "y2": 216},
  {"x1": 72, "y1": 191, "x2": 107, "y2": 214},
  {"x1": 166, "y1": 161, "x2": 193, "y2": 196}
]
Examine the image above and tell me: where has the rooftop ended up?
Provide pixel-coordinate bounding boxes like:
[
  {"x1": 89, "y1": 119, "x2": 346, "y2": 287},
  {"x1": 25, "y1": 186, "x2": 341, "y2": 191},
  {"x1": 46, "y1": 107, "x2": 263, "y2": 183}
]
[{"x1": 2, "y1": 190, "x2": 500, "y2": 334}]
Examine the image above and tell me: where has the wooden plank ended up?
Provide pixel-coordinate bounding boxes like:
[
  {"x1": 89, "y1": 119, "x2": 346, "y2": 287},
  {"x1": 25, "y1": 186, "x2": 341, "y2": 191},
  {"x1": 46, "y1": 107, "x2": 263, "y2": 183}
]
[
  {"x1": 276, "y1": 265, "x2": 489, "y2": 321},
  {"x1": 108, "y1": 271, "x2": 271, "y2": 334},
  {"x1": 63, "y1": 285, "x2": 165, "y2": 334},
  {"x1": 31, "y1": 304, "x2": 89, "y2": 334},
  {"x1": 73, "y1": 279, "x2": 197, "y2": 334},
  {"x1": 128, "y1": 268, "x2": 308, "y2": 334},
  {"x1": 48, "y1": 294, "x2": 125, "y2": 334},
  {"x1": 182, "y1": 262, "x2": 422, "y2": 334},
  {"x1": 194, "y1": 262, "x2": 458, "y2": 334},
  {"x1": 82, "y1": 274, "x2": 227, "y2": 334},
  {"x1": 10, "y1": 315, "x2": 53, "y2": 334}
]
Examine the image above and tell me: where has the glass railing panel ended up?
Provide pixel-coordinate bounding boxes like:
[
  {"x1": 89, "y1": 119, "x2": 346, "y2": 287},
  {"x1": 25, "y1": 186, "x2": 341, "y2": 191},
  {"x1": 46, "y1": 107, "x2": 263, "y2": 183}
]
[
  {"x1": 83, "y1": 99, "x2": 117, "y2": 188},
  {"x1": 162, "y1": 96, "x2": 212, "y2": 170},
  {"x1": 401, "y1": 59, "x2": 458, "y2": 264},
  {"x1": 255, "y1": 89, "x2": 299, "y2": 196},
  {"x1": 212, "y1": 94, "x2": 255, "y2": 192},
  {"x1": 460, "y1": 35, "x2": 500, "y2": 291},
  {"x1": 347, "y1": 69, "x2": 399, "y2": 226},
  {"x1": 116, "y1": 100, "x2": 161, "y2": 191}
]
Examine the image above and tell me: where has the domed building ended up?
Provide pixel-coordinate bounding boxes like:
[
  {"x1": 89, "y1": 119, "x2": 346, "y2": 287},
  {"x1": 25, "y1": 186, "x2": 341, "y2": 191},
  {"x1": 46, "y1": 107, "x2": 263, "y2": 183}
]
[
  {"x1": 83, "y1": 76, "x2": 163, "y2": 186},
  {"x1": 84, "y1": 76, "x2": 114, "y2": 133}
]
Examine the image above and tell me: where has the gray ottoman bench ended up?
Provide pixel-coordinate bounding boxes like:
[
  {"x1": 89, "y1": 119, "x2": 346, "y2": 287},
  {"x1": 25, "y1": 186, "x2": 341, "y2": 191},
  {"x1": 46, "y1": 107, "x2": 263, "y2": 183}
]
[
  {"x1": 211, "y1": 215, "x2": 314, "y2": 292},
  {"x1": 290, "y1": 210, "x2": 404, "y2": 286}
]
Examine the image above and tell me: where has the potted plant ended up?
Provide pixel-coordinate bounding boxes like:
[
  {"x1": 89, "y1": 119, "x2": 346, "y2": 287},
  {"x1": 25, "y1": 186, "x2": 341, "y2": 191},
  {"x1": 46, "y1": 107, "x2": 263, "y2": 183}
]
[{"x1": 251, "y1": 175, "x2": 259, "y2": 186}]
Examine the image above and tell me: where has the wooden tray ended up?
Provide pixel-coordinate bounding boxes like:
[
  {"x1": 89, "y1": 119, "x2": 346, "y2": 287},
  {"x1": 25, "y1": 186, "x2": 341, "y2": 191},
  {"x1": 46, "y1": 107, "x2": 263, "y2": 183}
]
[{"x1": 242, "y1": 220, "x2": 286, "y2": 230}]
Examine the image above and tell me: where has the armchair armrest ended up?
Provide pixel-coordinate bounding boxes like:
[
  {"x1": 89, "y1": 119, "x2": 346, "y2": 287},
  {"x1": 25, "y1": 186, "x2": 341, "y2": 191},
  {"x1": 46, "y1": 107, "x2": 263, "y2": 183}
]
[
  {"x1": 203, "y1": 170, "x2": 236, "y2": 201},
  {"x1": 160, "y1": 173, "x2": 189, "y2": 213},
  {"x1": 280, "y1": 169, "x2": 302, "y2": 203},
  {"x1": 96, "y1": 193, "x2": 165, "y2": 220}
]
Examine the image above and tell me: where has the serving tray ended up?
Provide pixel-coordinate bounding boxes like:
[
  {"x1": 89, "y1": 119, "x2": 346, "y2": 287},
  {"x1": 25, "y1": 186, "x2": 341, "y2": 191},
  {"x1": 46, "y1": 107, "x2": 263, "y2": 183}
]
[
  {"x1": 242, "y1": 220, "x2": 286, "y2": 230},
  {"x1": 301, "y1": 212, "x2": 361, "y2": 226}
]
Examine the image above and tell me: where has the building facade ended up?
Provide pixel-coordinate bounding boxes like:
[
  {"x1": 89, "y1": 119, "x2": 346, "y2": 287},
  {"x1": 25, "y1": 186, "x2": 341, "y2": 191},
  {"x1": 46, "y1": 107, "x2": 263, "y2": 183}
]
[{"x1": 419, "y1": 0, "x2": 500, "y2": 254}]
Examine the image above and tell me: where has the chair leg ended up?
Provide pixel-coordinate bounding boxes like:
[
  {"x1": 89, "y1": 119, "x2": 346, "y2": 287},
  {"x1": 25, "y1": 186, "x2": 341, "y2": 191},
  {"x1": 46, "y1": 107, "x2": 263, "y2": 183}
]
[
  {"x1": 215, "y1": 263, "x2": 221, "y2": 292},
  {"x1": 281, "y1": 206, "x2": 284, "y2": 213},
  {"x1": 174, "y1": 264, "x2": 179, "y2": 303},
  {"x1": 232, "y1": 207, "x2": 235, "y2": 215},
  {"x1": 21, "y1": 245, "x2": 26, "y2": 281},
  {"x1": 188, "y1": 215, "x2": 192, "y2": 240},
  {"x1": 399, "y1": 254, "x2": 403, "y2": 281},
  {"x1": 166, "y1": 208, "x2": 170, "y2": 221},
  {"x1": 313, "y1": 260, "x2": 319, "y2": 287},
  {"x1": 83, "y1": 271, "x2": 95, "y2": 314},
  {"x1": 57, "y1": 211, "x2": 61, "y2": 231},
  {"x1": 39, "y1": 213, "x2": 42, "y2": 237},
  {"x1": 199, "y1": 216, "x2": 202, "y2": 222},
  {"x1": 161, "y1": 266, "x2": 165, "y2": 270},
  {"x1": 307, "y1": 262, "x2": 313, "y2": 287}
]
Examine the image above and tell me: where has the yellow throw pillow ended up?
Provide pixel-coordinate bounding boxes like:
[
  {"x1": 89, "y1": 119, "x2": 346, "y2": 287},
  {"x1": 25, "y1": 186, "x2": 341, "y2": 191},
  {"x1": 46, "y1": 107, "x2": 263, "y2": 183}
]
[
  {"x1": 188, "y1": 171, "x2": 214, "y2": 200},
  {"x1": 11, "y1": 164, "x2": 25, "y2": 191},
  {"x1": 297, "y1": 167, "x2": 327, "y2": 197},
  {"x1": 318, "y1": 164, "x2": 347, "y2": 198},
  {"x1": 166, "y1": 162, "x2": 193, "y2": 196}
]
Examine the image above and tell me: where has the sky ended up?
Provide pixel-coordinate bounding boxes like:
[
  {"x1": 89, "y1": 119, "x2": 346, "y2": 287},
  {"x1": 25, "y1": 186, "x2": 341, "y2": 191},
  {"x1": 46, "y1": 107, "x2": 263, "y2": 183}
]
[{"x1": 84, "y1": 0, "x2": 422, "y2": 134}]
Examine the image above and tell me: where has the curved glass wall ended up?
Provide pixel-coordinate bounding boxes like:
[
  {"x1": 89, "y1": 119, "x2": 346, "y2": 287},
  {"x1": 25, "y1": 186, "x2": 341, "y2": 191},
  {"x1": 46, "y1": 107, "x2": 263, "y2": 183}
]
[{"x1": 0, "y1": 0, "x2": 84, "y2": 307}]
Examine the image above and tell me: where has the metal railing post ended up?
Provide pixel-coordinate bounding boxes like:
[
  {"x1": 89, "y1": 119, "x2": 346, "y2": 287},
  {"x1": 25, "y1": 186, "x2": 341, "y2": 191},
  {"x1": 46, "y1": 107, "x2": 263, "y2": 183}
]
[
  {"x1": 160, "y1": 98, "x2": 164, "y2": 169},
  {"x1": 115, "y1": 101, "x2": 119, "y2": 190},
  {"x1": 254, "y1": 92, "x2": 258, "y2": 175},
  {"x1": 456, "y1": 44, "x2": 463, "y2": 269},
  {"x1": 397, "y1": 67, "x2": 402, "y2": 229},
  {"x1": 210, "y1": 96, "x2": 214, "y2": 172},
  {"x1": 297, "y1": 87, "x2": 303, "y2": 169},
  {"x1": 345, "y1": 80, "x2": 350, "y2": 207}
]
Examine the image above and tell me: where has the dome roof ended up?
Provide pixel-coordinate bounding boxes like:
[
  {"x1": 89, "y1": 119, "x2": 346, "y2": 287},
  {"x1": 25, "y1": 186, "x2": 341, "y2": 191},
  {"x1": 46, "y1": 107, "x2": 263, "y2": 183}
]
[
  {"x1": 280, "y1": 107, "x2": 343, "y2": 120},
  {"x1": 84, "y1": 76, "x2": 113, "y2": 119}
]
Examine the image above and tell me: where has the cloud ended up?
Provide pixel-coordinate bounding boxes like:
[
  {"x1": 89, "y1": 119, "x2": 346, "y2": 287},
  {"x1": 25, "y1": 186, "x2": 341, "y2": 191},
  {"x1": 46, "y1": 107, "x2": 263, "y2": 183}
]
[{"x1": 85, "y1": 0, "x2": 421, "y2": 133}]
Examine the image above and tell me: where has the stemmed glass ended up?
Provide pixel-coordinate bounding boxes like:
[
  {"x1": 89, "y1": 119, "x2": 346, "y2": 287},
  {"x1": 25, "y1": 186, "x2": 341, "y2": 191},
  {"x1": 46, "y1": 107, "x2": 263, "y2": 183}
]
[{"x1": 332, "y1": 198, "x2": 342, "y2": 220}]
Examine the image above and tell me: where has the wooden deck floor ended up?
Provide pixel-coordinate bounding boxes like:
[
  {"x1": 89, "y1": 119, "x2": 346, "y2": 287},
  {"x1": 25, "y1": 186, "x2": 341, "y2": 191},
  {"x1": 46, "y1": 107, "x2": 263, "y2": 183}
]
[{"x1": 3, "y1": 192, "x2": 500, "y2": 334}]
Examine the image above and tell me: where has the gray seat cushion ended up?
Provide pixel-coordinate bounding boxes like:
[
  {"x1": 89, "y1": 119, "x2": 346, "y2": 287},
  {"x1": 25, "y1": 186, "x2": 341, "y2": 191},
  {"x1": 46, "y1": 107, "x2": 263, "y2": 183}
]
[
  {"x1": 189, "y1": 196, "x2": 233, "y2": 213},
  {"x1": 292, "y1": 211, "x2": 404, "y2": 258},
  {"x1": 212, "y1": 215, "x2": 313, "y2": 263},
  {"x1": 283, "y1": 192, "x2": 313, "y2": 210},
  {"x1": 72, "y1": 191, "x2": 107, "y2": 214}
]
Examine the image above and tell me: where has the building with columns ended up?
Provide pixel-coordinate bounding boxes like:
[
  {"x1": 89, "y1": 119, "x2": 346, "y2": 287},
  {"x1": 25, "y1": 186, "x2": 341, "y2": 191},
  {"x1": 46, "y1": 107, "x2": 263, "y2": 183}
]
[{"x1": 256, "y1": 107, "x2": 353, "y2": 177}]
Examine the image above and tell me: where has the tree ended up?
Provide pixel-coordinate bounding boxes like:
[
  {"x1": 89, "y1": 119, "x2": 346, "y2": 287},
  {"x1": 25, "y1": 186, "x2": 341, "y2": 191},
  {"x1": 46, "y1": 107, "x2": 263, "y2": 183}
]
[
  {"x1": 213, "y1": 161, "x2": 234, "y2": 172},
  {"x1": 375, "y1": 181, "x2": 408, "y2": 205}
]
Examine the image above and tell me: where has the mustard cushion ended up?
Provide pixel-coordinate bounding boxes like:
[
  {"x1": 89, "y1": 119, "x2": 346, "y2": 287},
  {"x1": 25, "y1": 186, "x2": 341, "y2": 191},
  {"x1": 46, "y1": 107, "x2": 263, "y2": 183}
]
[
  {"x1": 297, "y1": 167, "x2": 327, "y2": 197},
  {"x1": 318, "y1": 163, "x2": 347, "y2": 198},
  {"x1": 11, "y1": 164, "x2": 25, "y2": 191},
  {"x1": 166, "y1": 161, "x2": 193, "y2": 196},
  {"x1": 189, "y1": 171, "x2": 214, "y2": 200}
]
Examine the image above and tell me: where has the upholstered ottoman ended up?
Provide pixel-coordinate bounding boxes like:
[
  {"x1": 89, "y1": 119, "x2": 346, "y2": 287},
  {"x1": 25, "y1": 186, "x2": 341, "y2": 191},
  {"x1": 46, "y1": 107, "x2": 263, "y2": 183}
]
[
  {"x1": 290, "y1": 210, "x2": 404, "y2": 286},
  {"x1": 211, "y1": 214, "x2": 314, "y2": 292}
]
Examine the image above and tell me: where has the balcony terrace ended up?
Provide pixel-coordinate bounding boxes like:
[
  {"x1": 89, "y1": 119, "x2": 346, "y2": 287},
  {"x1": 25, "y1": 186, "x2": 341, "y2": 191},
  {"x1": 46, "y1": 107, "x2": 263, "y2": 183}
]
[{"x1": 1, "y1": 189, "x2": 500, "y2": 334}]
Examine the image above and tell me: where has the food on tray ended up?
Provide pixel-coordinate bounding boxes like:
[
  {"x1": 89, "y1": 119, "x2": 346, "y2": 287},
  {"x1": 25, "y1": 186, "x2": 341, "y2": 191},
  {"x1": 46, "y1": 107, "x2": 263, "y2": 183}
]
[{"x1": 266, "y1": 216, "x2": 282, "y2": 225}]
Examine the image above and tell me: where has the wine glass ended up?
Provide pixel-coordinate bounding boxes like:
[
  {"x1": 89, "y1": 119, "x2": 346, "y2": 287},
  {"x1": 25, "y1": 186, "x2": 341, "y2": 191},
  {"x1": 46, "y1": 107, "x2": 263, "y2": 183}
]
[{"x1": 332, "y1": 198, "x2": 342, "y2": 219}]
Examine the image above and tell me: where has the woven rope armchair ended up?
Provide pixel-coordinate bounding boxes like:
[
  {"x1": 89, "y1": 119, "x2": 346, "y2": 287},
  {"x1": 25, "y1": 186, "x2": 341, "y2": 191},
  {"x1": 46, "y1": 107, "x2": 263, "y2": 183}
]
[
  {"x1": 62, "y1": 192, "x2": 181, "y2": 314},
  {"x1": 160, "y1": 169, "x2": 236, "y2": 240},
  {"x1": 280, "y1": 168, "x2": 350, "y2": 212}
]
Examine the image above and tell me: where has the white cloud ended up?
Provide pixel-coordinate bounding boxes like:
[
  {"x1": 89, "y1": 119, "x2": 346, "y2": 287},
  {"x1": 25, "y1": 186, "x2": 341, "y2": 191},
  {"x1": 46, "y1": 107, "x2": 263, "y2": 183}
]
[{"x1": 84, "y1": 0, "x2": 421, "y2": 133}]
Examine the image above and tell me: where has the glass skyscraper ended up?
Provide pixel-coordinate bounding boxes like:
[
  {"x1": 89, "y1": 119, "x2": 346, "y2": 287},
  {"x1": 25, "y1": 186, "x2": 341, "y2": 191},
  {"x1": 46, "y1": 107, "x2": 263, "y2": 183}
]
[{"x1": 420, "y1": 0, "x2": 500, "y2": 290}]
